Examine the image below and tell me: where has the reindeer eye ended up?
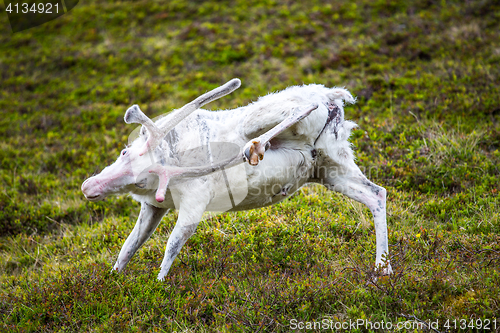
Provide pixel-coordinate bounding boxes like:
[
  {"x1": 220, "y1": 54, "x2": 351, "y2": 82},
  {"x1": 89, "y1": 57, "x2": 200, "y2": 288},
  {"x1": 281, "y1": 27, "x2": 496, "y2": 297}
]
[{"x1": 121, "y1": 149, "x2": 127, "y2": 156}]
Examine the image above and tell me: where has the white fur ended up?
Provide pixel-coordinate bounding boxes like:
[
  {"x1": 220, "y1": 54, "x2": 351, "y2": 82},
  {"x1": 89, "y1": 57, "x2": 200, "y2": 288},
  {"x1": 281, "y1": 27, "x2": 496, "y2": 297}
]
[{"x1": 81, "y1": 82, "x2": 392, "y2": 280}]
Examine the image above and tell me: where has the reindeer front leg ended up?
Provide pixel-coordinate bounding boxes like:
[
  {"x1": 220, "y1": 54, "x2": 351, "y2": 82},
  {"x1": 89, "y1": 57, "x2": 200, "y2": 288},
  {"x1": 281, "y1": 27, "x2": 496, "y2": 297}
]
[
  {"x1": 243, "y1": 103, "x2": 318, "y2": 165},
  {"x1": 157, "y1": 194, "x2": 209, "y2": 281},
  {"x1": 113, "y1": 202, "x2": 169, "y2": 272}
]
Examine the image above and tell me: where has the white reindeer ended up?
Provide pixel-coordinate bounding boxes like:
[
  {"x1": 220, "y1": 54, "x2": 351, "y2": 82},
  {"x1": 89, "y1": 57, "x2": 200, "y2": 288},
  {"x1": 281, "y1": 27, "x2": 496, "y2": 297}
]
[{"x1": 81, "y1": 79, "x2": 392, "y2": 280}]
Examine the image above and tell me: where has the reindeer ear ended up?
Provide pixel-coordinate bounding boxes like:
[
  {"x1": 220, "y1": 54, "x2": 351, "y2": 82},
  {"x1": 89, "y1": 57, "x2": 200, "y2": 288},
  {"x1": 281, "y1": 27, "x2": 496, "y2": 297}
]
[{"x1": 140, "y1": 125, "x2": 147, "y2": 137}]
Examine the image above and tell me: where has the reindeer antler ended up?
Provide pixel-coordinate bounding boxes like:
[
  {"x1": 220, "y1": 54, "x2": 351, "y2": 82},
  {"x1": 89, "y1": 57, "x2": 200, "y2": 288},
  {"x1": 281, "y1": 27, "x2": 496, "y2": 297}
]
[
  {"x1": 124, "y1": 78, "x2": 241, "y2": 156},
  {"x1": 124, "y1": 78, "x2": 242, "y2": 202},
  {"x1": 148, "y1": 153, "x2": 242, "y2": 202}
]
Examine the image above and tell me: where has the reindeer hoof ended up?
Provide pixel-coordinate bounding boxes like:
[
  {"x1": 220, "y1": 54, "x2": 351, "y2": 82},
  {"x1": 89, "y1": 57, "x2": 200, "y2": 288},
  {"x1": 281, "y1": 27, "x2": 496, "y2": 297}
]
[
  {"x1": 382, "y1": 264, "x2": 393, "y2": 275},
  {"x1": 243, "y1": 139, "x2": 270, "y2": 166},
  {"x1": 157, "y1": 272, "x2": 167, "y2": 281},
  {"x1": 376, "y1": 263, "x2": 393, "y2": 276}
]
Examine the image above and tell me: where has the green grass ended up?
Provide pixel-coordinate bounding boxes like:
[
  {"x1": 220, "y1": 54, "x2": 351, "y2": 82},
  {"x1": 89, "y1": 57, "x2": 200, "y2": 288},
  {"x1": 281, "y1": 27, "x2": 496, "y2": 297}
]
[{"x1": 1, "y1": 0, "x2": 500, "y2": 331}]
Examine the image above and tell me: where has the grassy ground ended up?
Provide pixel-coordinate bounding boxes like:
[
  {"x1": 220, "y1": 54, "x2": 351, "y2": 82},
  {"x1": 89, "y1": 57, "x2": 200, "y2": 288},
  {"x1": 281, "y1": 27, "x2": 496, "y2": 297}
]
[{"x1": 1, "y1": 0, "x2": 499, "y2": 331}]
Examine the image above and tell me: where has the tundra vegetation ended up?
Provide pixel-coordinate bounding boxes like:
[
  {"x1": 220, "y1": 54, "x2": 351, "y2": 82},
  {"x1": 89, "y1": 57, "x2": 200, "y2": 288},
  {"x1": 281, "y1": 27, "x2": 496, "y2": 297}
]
[{"x1": 1, "y1": 0, "x2": 499, "y2": 331}]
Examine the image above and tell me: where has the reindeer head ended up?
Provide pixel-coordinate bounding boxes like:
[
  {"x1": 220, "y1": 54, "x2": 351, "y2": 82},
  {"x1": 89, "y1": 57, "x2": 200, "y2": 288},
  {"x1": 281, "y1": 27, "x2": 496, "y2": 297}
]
[{"x1": 81, "y1": 79, "x2": 241, "y2": 203}]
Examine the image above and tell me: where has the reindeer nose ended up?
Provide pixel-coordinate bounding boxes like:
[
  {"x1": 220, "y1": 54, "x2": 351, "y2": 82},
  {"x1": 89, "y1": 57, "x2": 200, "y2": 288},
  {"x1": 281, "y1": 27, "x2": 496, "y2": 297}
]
[
  {"x1": 81, "y1": 177, "x2": 103, "y2": 201},
  {"x1": 82, "y1": 178, "x2": 93, "y2": 192},
  {"x1": 81, "y1": 177, "x2": 96, "y2": 197},
  {"x1": 81, "y1": 178, "x2": 89, "y2": 193}
]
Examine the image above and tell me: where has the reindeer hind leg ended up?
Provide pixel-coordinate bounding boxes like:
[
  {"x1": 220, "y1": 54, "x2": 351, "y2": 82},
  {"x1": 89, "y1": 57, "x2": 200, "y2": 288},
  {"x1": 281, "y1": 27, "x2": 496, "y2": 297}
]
[
  {"x1": 243, "y1": 103, "x2": 318, "y2": 165},
  {"x1": 322, "y1": 162, "x2": 392, "y2": 275}
]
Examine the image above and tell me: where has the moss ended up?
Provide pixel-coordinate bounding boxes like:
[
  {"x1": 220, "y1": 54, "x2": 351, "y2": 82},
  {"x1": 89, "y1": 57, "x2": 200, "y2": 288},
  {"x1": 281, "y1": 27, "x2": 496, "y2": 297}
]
[{"x1": 1, "y1": 0, "x2": 500, "y2": 331}]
